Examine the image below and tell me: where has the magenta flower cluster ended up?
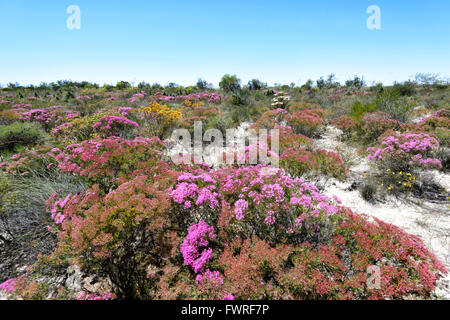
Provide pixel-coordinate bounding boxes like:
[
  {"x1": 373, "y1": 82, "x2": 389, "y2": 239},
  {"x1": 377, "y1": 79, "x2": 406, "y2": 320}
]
[
  {"x1": 180, "y1": 221, "x2": 216, "y2": 274},
  {"x1": 46, "y1": 192, "x2": 79, "y2": 225},
  {"x1": 195, "y1": 269, "x2": 224, "y2": 288},
  {"x1": 171, "y1": 173, "x2": 220, "y2": 209},
  {"x1": 367, "y1": 132, "x2": 442, "y2": 169},
  {"x1": 76, "y1": 95, "x2": 91, "y2": 100},
  {"x1": 129, "y1": 92, "x2": 146, "y2": 102},
  {"x1": 92, "y1": 115, "x2": 139, "y2": 130},
  {"x1": 19, "y1": 106, "x2": 79, "y2": 125},
  {"x1": 52, "y1": 122, "x2": 73, "y2": 134},
  {"x1": 118, "y1": 106, "x2": 133, "y2": 116},
  {"x1": 0, "y1": 279, "x2": 16, "y2": 294},
  {"x1": 171, "y1": 165, "x2": 341, "y2": 237}
]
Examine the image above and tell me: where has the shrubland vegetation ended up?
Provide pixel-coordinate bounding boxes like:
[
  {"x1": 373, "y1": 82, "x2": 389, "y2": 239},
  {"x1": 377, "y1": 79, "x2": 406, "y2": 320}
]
[{"x1": 0, "y1": 73, "x2": 449, "y2": 300}]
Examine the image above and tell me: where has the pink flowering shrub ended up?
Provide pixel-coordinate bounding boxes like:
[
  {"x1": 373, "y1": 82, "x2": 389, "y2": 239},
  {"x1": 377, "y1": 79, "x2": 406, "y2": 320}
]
[
  {"x1": 19, "y1": 106, "x2": 79, "y2": 131},
  {"x1": 361, "y1": 112, "x2": 402, "y2": 142},
  {"x1": 92, "y1": 115, "x2": 138, "y2": 137},
  {"x1": 52, "y1": 112, "x2": 138, "y2": 143},
  {"x1": 180, "y1": 221, "x2": 218, "y2": 280},
  {"x1": 418, "y1": 108, "x2": 450, "y2": 147},
  {"x1": 0, "y1": 146, "x2": 57, "y2": 177},
  {"x1": 250, "y1": 108, "x2": 290, "y2": 130},
  {"x1": 152, "y1": 92, "x2": 223, "y2": 104},
  {"x1": 367, "y1": 132, "x2": 442, "y2": 171},
  {"x1": 171, "y1": 166, "x2": 342, "y2": 245},
  {"x1": 52, "y1": 136, "x2": 169, "y2": 191},
  {"x1": 288, "y1": 110, "x2": 324, "y2": 137},
  {"x1": 332, "y1": 112, "x2": 402, "y2": 144},
  {"x1": 49, "y1": 173, "x2": 178, "y2": 299},
  {"x1": 331, "y1": 115, "x2": 362, "y2": 139},
  {"x1": 0, "y1": 273, "x2": 75, "y2": 300},
  {"x1": 214, "y1": 208, "x2": 447, "y2": 300},
  {"x1": 0, "y1": 279, "x2": 16, "y2": 294},
  {"x1": 251, "y1": 108, "x2": 324, "y2": 138},
  {"x1": 276, "y1": 125, "x2": 312, "y2": 152}
]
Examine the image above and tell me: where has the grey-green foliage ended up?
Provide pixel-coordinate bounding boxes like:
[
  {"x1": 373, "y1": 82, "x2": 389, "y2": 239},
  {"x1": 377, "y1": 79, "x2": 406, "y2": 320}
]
[
  {"x1": 0, "y1": 169, "x2": 87, "y2": 243},
  {"x1": 0, "y1": 121, "x2": 48, "y2": 151},
  {"x1": 375, "y1": 88, "x2": 415, "y2": 122}
]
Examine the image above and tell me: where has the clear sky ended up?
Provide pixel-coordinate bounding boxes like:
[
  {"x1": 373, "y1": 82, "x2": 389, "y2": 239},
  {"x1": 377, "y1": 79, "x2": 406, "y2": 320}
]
[{"x1": 0, "y1": 0, "x2": 449, "y2": 87}]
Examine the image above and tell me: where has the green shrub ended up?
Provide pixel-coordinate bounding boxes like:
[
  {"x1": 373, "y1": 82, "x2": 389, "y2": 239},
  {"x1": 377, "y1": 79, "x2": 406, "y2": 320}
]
[
  {"x1": 0, "y1": 122, "x2": 47, "y2": 151},
  {"x1": 280, "y1": 148, "x2": 348, "y2": 180},
  {"x1": 393, "y1": 81, "x2": 417, "y2": 96},
  {"x1": 350, "y1": 101, "x2": 378, "y2": 119},
  {"x1": 360, "y1": 183, "x2": 377, "y2": 202},
  {"x1": 219, "y1": 74, "x2": 241, "y2": 93},
  {"x1": 375, "y1": 88, "x2": 415, "y2": 122}
]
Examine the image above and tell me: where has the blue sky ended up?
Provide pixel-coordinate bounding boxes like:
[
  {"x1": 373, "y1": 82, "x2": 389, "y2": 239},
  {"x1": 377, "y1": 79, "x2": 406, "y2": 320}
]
[{"x1": 0, "y1": 0, "x2": 449, "y2": 87}]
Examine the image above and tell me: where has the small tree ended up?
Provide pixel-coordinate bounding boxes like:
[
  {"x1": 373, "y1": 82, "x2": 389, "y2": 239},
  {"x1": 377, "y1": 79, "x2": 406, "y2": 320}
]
[
  {"x1": 345, "y1": 76, "x2": 365, "y2": 89},
  {"x1": 247, "y1": 79, "x2": 267, "y2": 91},
  {"x1": 219, "y1": 74, "x2": 241, "y2": 92},
  {"x1": 316, "y1": 77, "x2": 326, "y2": 89},
  {"x1": 414, "y1": 73, "x2": 442, "y2": 89},
  {"x1": 196, "y1": 78, "x2": 212, "y2": 91},
  {"x1": 116, "y1": 81, "x2": 131, "y2": 90}
]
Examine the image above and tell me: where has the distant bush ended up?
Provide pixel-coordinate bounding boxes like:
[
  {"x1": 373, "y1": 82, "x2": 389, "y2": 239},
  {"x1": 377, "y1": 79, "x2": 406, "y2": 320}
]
[
  {"x1": 288, "y1": 102, "x2": 321, "y2": 113},
  {"x1": 251, "y1": 108, "x2": 290, "y2": 130},
  {"x1": 393, "y1": 81, "x2": 417, "y2": 96},
  {"x1": 247, "y1": 79, "x2": 267, "y2": 91},
  {"x1": 219, "y1": 74, "x2": 241, "y2": 93},
  {"x1": 331, "y1": 115, "x2": 362, "y2": 140}
]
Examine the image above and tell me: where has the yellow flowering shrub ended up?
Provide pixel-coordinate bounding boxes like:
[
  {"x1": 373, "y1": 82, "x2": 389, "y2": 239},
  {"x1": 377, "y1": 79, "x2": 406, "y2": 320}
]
[
  {"x1": 379, "y1": 170, "x2": 415, "y2": 192},
  {"x1": 183, "y1": 99, "x2": 204, "y2": 108},
  {"x1": 140, "y1": 101, "x2": 183, "y2": 122}
]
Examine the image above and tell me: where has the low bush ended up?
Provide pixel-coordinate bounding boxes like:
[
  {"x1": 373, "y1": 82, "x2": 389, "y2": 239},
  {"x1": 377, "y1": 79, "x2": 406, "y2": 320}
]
[
  {"x1": 0, "y1": 122, "x2": 47, "y2": 151},
  {"x1": 52, "y1": 136, "x2": 170, "y2": 192},
  {"x1": 375, "y1": 88, "x2": 415, "y2": 122},
  {"x1": 418, "y1": 108, "x2": 450, "y2": 147},
  {"x1": 360, "y1": 183, "x2": 377, "y2": 202},
  {"x1": 288, "y1": 110, "x2": 325, "y2": 137},
  {"x1": 367, "y1": 131, "x2": 442, "y2": 172},
  {"x1": 51, "y1": 112, "x2": 127, "y2": 144},
  {"x1": 350, "y1": 101, "x2": 378, "y2": 119},
  {"x1": 280, "y1": 148, "x2": 348, "y2": 181}
]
